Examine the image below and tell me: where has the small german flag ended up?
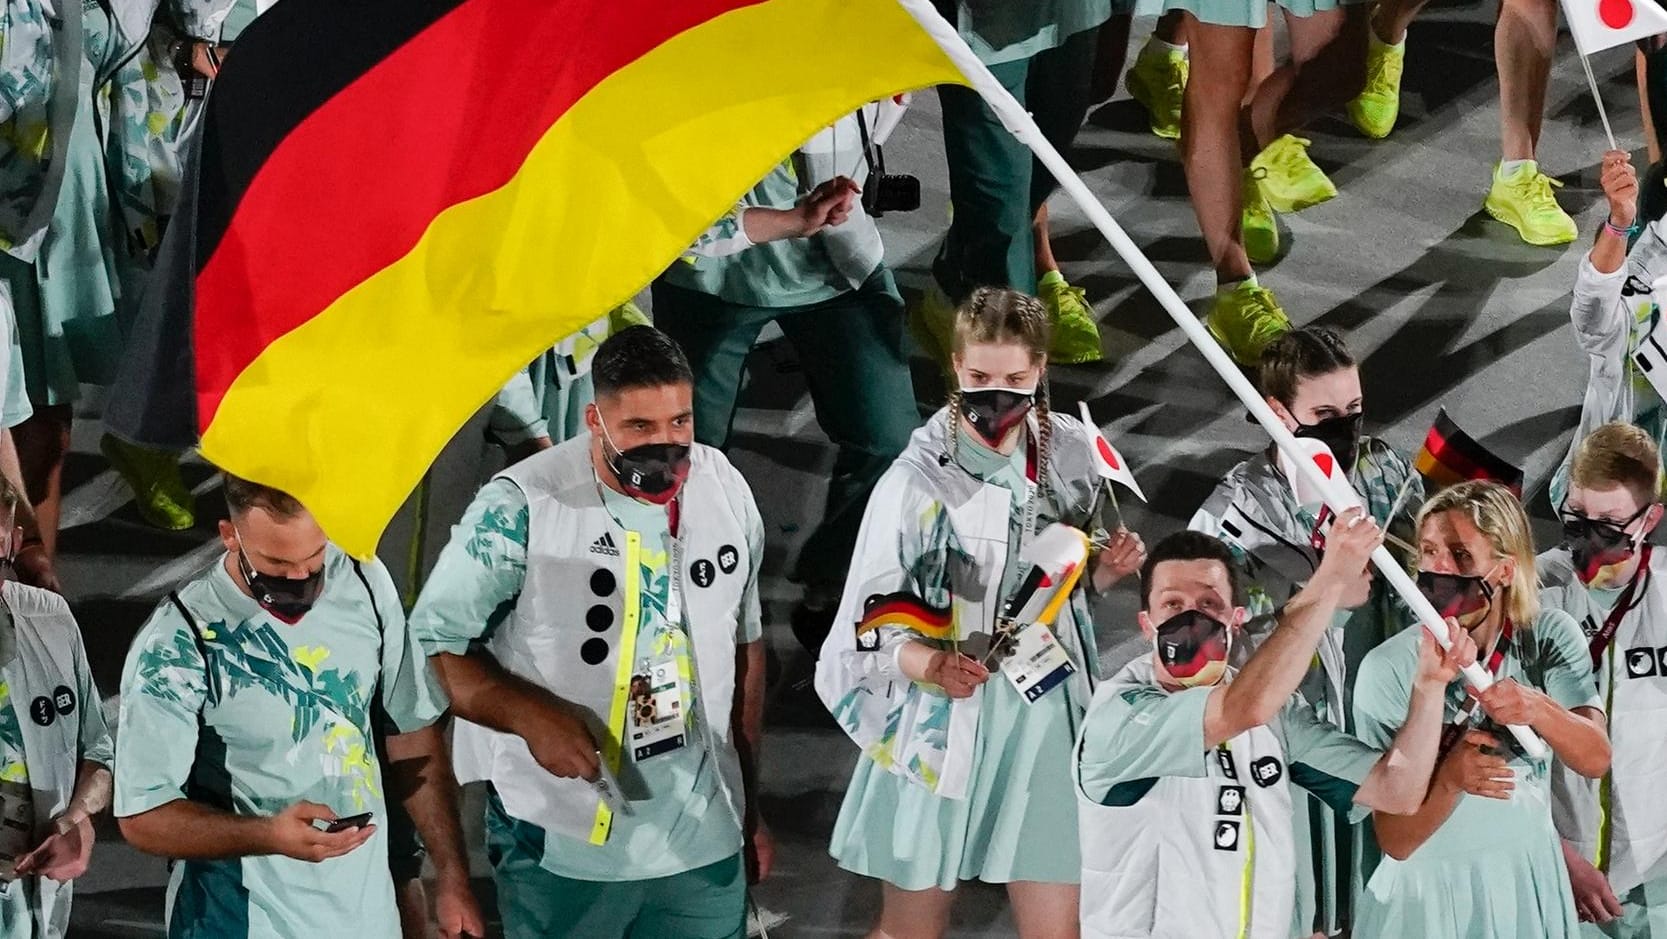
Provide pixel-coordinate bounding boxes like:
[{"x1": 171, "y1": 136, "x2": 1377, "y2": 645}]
[
  {"x1": 107, "y1": 0, "x2": 967, "y2": 557},
  {"x1": 1415, "y1": 408, "x2": 1524, "y2": 496},
  {"x1": 856, "y1": 592, "x2": 955, "y2": 641}
]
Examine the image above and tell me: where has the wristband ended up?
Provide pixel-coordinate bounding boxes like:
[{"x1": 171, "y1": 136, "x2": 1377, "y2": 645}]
[{"x1": 1605, "y1": 218, "x2": 1641, "y2": 238}]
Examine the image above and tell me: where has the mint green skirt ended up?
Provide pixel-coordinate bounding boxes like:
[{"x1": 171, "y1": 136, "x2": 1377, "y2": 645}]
[
  {"x1": 828, "y1": 673, "x2": 1082, "y2": 891},
  {"x1": 0, "y1": 31, "x2": 122, "y2": 409}
]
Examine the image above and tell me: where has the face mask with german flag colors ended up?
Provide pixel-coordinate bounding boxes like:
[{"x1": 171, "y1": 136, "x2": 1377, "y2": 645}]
[
  {"x1": 1153, "y1": 609, "x2": 1232, "y2": 688},
  {"x1": 960, "y1": 387, "x2": 1035, "y2": 448},
  {"x1": 1415, "y1": 569, "x2": 1495, "y2": 629},
  {"x1": 1561, "y1": 508, "x2": 1649, "y2": 588}
]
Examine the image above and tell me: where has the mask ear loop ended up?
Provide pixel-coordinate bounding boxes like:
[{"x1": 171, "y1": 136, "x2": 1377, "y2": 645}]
[{"x1": 593, "y1": 408, "x2": 629, "y2": 479}]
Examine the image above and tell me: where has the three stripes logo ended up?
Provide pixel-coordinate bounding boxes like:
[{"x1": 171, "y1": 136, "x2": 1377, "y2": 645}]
[{"x1": 589, "y1": 532, "x2": 620, "y2": 557}]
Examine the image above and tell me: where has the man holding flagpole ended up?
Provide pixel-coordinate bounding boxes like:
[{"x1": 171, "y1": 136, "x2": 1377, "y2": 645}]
[{"x1": 1075, "y1": 521, "x2": 1474, "y2": 939}]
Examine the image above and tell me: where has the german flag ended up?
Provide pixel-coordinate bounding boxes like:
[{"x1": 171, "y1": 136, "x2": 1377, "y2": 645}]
[
  {"x1": 857, "y1": 592, "x2": 955, "y2": 641},
  {"x1": 107, "y1": 0, "x2": 965, "y2": 557},
  {"x1": 1415, "y1": 408, "x2": 1524, "y2": 496}
]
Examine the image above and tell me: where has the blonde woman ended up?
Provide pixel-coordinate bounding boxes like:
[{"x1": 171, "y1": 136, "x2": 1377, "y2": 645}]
[
  {"x1": 1352, "y1": 480, "x2": 1611, "y2": 938},
  {"x1": 816, "y1": 287, "x2": 1145, "y2": 939}
]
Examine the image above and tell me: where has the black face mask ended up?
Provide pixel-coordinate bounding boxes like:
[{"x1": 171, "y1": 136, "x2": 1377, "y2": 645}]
[
  {"x1": 1561, "y1": 504, "x2": 1650, "y2": 585},
  {"x1": 607, "y1": 442, "x2": 692, "y2": 504},
  {"x1": 1416, "y1": 569, "x2": 1493, "y2": 624},
  {"x1": 1293, "y1": 412, "x2": 1363, "y2": 468},
  {"x1": 960, "y1": 387, "x2": 1035, "y2": 448},
  {"x1": 237, "y1": 549, "x2": 324, "y2": 624},
  {"x1": 1152, "y1": 609, "x2": 1232, "y2": 686},
  {"x1": 596, "y1": 409, "x2": 693, "y2": 504}
]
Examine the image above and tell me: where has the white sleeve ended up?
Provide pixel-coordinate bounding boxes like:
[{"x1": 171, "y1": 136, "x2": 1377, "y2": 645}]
[{"x1": 681, "y1": 206, "x2": 755, "y2": 260}]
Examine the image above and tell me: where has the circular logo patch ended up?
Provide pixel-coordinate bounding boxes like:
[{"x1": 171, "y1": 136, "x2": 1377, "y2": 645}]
[
  {"x1": 29, "y1": 697, "x2": 54, "y2": 727},
  {"x1": 717, "y1": 545, "x2": 739, "y2": 575},
  {"x1": 690, "y1": 560, "x2": 716, "y2": 588},
  {"x1": 52, "y1": 685, "x2": 74, "y2": 715}
]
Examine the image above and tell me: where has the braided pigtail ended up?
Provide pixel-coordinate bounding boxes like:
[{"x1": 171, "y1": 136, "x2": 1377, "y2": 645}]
[{"x1": 1034, "y1": 380, "x2": 1054, "y2": 506}]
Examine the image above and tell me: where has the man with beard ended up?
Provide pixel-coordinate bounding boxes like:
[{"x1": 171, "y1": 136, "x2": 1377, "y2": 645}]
[{"x1": 408, "y1": 326, "x2": 770, "y2": 939}]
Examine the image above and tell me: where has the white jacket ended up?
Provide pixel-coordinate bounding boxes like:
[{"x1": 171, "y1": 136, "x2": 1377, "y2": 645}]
[
  {"x1": 1549, "y1": 223, "x2": 1667, "y2": 507},
  {"x1": 450, "y1": 439, "x2": 756, "y2": 846},
  {"x1": 1, "y1": 581, "x2": 112, "y2": 938},
  {"x1": 1544, "y1": 546, "x2": 1667, "y2": 894},
  {"x1": 816, "y1": 409, "x2": 1099, "y2": 799}
]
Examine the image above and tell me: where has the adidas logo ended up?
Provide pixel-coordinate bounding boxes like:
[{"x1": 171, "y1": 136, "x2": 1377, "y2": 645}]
[{"x1": 589, "y1": 533, "x2": 619, "y2": 557}]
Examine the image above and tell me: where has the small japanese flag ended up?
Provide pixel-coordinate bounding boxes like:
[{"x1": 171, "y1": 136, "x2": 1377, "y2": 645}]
[
  {"x1": 1078, "y1": 402, "x2": 1146, "y2": 502},
  {"x1": 1562, "y1": 0, "x2": 1667, "y2": 55},
  {"x1": 1276, "y1": 436, "x2": 1364, "y2": 515}
]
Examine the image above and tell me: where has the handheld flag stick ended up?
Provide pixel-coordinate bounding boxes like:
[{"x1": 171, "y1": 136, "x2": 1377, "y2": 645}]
[
  {"x1": 1384, "y1": 531, "x2": 1417, "y2": 555},
  {"x1": 1106, "y1": 476, "x2": 1126, "y2": 529},
  {"x1": 1578, "y1": 53, "x2": 1620, "y2": 150},
  {"x1": 897, "y1": 0, "x2": 1548, "y2": 760},
  {"x1": 1386, "y1": 472, "x2": 1420, "y2": 528}
]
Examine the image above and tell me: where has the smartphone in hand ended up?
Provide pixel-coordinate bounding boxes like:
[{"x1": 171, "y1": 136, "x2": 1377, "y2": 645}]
[{"x1": 315, "y1": 812, "x2": 374, "y2": 834}]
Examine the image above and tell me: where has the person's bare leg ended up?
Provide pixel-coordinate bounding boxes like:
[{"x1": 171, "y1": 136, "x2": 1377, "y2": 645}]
[
  {"x1": 1372, "y1": 0, "x2": 1433, "y2": 43},
  {"x1": 1156, "y1": 8, "x2": 1187, "y2": 42},
  {"x1": 1034, "y1": 202, "x2": 1060, "y2": 276},
  {"x1": 1246, "y1": 23, "x2": 1276, "y2": 106},
  {"x1": 1180, "y1": 19, "x2": 1259, "y2": 283},
  {"x1": 1245, "y1": 6, "x2": 1370, "y2": 151},
  {"x1": 13, "y1": 405, "x2": 70, "y2": 558},
  {"x1": 868, "y1": 882, "x2": 956, "y2": 939},
  {"x1": 1496, "y1": 0, "x2": 1558, "y2": 162},
  {"x1": 1008, "y1": 881, "x2": 1082, "y2": 939}
]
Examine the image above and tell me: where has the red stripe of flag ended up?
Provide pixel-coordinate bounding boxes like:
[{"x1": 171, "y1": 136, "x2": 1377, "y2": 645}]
[{"x1": 193, "y1": 0, "x2": 766, "y2": 432}]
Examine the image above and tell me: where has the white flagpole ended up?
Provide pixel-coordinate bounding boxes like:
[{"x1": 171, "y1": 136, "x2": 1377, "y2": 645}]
[
  {"x1": 894, "y1": 0, "x2": 1548, "y2": 759},
  {"x1": 1578, "y1": 53, "x2": 1621, "y2": 151}
]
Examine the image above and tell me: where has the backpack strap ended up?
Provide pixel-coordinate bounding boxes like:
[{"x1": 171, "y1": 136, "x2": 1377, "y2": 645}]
[
  {"x1": 350, "y1": 560, "x2": 391, "y2": 735},
  {"x1": 168, "y1": 591, "x2": 218, "y2": 707}
]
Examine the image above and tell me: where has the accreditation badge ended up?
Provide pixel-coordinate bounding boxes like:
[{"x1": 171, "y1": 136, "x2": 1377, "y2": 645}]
[
  {"x1": 998, "y1": 623, "x2": 1075, "y2": 703},
  {"x1": 628, "y1": 658, "x2": 689, "y2": 761}
]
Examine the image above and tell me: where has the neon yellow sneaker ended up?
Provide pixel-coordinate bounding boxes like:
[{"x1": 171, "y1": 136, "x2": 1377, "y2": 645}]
[
  {"x1": 1037, "y1": 270, "x2": 1103, "y2": 364},
  {"x1": 101, "y1": 434, "x2": 195, "y2": 531},
  {"x1": 1483, "y1": 161, "x2": 1577, "y2": 246},
  {"x1": 1125, "y1": 43, "x2": 1188, "y2": 141},
  {"x1": 909, "y1": 283, "x2": 958, "y2": 389},
  {"x1": 1243, "y1": 167, "x2": 1280, "y2": 265},
  {"x1": 1249, "y1": 135, "x2": 1337, "y2": 214},
  {"x1": 1206, "y1": 280, "x2": 1291, "y2": 367},
  {"x1": 1348, "y1": 35, "x2": 1406, "y2": 139}
]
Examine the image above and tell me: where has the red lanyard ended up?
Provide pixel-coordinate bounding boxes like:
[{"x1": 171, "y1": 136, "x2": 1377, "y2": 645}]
[
  {"x1": 1437, "y1": 621, "x2": 1514, "y2": 757},
  {"x1": 1588, "y1": 544, "x2": 1652, "y2": 669}
]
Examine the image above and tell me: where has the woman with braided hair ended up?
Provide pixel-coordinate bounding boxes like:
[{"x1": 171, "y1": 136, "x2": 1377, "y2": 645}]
[{"x1": 816, "y1": 287, "x2": 1148, "y2": 938}]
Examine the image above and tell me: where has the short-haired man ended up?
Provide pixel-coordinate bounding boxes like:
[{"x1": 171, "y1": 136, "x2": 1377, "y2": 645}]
[
  {"x1": 1075, "y1": 520, "x2": 1473, "y2": 939},
  {"x1": 1543, "y1": 421, "x2": 1667, "y2": 934},
  {"x1": 114, "y1": 475, "x2": 480, "y2": 939},
  {"x1": 410, "y1": 325, "x2": 770, "y2": 938}
]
